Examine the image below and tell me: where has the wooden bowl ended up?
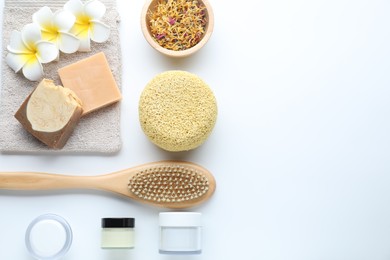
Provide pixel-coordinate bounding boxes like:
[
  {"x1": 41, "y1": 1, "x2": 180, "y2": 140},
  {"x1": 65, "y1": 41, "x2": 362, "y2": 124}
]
[{"x1": 141, "y1": 0, "x2": 214, "y2": 58}]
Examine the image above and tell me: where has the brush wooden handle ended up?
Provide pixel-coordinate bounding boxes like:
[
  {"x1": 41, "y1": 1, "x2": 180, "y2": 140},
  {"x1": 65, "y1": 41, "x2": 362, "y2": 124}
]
[{"x1": 0, "y1": 172, "x2": 101, "y2": 190}]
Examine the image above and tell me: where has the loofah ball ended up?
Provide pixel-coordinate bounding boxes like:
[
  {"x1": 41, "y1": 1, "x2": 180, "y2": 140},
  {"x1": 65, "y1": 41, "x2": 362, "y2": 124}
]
[{"x1": 139, "y1": 70, "x2": 217, "y2": 152}]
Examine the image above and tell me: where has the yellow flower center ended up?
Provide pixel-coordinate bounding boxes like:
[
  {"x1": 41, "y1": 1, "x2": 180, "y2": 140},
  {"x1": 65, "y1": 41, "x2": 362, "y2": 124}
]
[
  {"x1": 41, "y1": 24, "x2": 60, "y2": 42},
  {"x1": 23, "y1": 53, "x2": 38, "y2": 67},
  {"x1": 74, "y1": 15, "x2": 91, "y2": 38}
]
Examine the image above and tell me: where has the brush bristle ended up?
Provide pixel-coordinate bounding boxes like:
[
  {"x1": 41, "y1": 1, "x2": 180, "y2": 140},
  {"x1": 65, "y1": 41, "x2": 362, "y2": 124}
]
[{"x1": 128, "y1": 165, "x2": 209, "y2": 203}]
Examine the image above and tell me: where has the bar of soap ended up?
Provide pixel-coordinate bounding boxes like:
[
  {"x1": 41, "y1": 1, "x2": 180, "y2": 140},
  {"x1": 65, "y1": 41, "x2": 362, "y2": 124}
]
[
  {"x1": 14, "y1": 79, "x2": 83, "y2": 149},
  {"x1": 58, "y1": 52, "x2": 121, "y2": 115}
]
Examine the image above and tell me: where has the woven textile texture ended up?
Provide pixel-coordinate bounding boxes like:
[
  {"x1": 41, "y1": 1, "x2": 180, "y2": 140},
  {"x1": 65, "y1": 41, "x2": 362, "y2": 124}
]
[{"x1": 0, "y1": 0, "x2": 122, "y2": 153}]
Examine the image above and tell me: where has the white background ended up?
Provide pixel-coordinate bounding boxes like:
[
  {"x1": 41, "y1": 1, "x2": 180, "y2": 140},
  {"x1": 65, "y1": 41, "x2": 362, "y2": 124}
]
[{"x1": 1, "y1": 0, "x2": 390, "y2": 259}]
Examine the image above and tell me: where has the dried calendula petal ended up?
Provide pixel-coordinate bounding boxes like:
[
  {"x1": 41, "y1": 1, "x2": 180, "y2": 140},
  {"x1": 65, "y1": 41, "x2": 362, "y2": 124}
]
[{"x1": 148, "y1": 0, "x2": 207, "y2": 51}]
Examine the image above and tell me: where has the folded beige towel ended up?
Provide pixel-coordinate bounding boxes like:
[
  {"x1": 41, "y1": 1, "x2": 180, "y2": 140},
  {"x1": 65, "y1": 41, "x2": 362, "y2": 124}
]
[{"x1": 0, "y1": 0, "x2": 122, "y2": 153}]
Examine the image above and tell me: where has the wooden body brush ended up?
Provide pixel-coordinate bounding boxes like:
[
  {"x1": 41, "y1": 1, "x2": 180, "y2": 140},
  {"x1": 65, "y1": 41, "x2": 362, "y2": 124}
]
[{"x1": 0, "y1": 161, "x2": 216, "y2": 209}]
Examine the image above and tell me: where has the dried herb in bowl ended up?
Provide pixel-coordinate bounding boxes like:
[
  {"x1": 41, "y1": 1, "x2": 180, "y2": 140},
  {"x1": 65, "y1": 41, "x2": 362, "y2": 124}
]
[{"x1": 148, "y1": 0, "x2": 207, "y2": 51}]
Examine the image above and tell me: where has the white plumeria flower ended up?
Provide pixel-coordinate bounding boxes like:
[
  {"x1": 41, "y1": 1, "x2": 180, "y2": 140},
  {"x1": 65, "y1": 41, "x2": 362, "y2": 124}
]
[
  {"x1": 6, "y1": 23, "x2": 58, "y2": 81},
  {"x1": 64, "y1": 0, "x2": 110, "y2": 52},
  {"x1": 32, "y1": 6, "x2": 80, "y2": 55}
]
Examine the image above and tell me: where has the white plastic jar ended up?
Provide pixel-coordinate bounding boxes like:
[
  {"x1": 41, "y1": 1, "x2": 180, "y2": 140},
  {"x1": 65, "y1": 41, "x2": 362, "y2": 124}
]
[
  {"x1": 25, "y1": 214, "x2": 73, "y2": 260},
  {"x1": 159, "y1": 212, "x2": 202, "y2": 255},
  {"x1": 101, "y1": 218, "x2": 135, "y2": 249}
]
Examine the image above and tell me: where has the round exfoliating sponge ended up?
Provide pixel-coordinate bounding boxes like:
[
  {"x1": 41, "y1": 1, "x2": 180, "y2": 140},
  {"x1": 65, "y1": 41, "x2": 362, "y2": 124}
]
[{"x1": 139, "y1": 70, "x2": 217, "y2": 152}]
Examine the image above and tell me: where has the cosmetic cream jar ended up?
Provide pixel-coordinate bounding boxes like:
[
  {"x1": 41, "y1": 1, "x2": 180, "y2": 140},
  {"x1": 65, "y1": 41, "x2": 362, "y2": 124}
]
[
  {"x1": 25, "y1": 214, "x2": 72, "y2": 260},
  {"x1": 101, "y1": 218, "x2": 135, "y2": 249},
  {"x1": 159, "y1": 212, "x2": 202, "y2": 254}
]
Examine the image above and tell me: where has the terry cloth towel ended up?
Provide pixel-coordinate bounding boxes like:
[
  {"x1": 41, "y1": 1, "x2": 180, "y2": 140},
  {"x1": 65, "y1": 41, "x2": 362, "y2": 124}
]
[{"x1": 0, "y1": 0, "x2": 122, "y2": 153}]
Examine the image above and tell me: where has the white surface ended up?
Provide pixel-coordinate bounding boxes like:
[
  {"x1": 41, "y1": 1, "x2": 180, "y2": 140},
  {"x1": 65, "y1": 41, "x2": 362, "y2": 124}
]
[{"x1": 1, "y1": 0, "x2": 390, "y2": 259}]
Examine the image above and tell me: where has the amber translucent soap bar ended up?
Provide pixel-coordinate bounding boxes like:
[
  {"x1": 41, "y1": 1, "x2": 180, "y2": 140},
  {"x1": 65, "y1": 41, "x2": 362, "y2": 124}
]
[
  {"x1": 58, "y1": 52, "x2": 122, "y2": 115},
  {"x1": 14, "y1": 79, "x2": 83, "y2": 149}
]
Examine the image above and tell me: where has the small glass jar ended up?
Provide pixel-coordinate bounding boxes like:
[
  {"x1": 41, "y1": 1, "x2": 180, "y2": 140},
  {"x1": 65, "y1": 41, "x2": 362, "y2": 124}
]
[
  {"x1": 159, "y1": 212, "x2": 202, "y2": 255},
  {"x1": 25, "y1": 214, "x2": 73, "y2": 260},
  {"x1": 101, "y1": 218, "x2": 135, "y2": 249}
]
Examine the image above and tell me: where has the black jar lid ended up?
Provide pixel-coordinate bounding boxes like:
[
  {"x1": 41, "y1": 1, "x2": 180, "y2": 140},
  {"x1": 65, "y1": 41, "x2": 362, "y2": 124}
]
[{"x1": 102, "y1": 218, "x2": 135, "y2": 228}]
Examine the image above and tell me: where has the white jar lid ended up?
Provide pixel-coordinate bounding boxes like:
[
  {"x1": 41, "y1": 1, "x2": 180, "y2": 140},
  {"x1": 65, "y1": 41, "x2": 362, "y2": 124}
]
[
  {"x1": 159, "y1": 212, "x2": 202, "y2": 227},
  {"x1": 25, "y1": 214, "x2": 72, "y2": 260}
]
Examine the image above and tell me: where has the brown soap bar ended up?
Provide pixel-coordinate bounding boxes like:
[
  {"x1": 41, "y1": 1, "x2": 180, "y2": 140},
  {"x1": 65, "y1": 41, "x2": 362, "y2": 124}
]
[
  {"x1": 58, "y1": 52, "x2": 122, "y2": 115},
  {"x1": 14, "y1": 79, "x2": 83, "y2": 149}
]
